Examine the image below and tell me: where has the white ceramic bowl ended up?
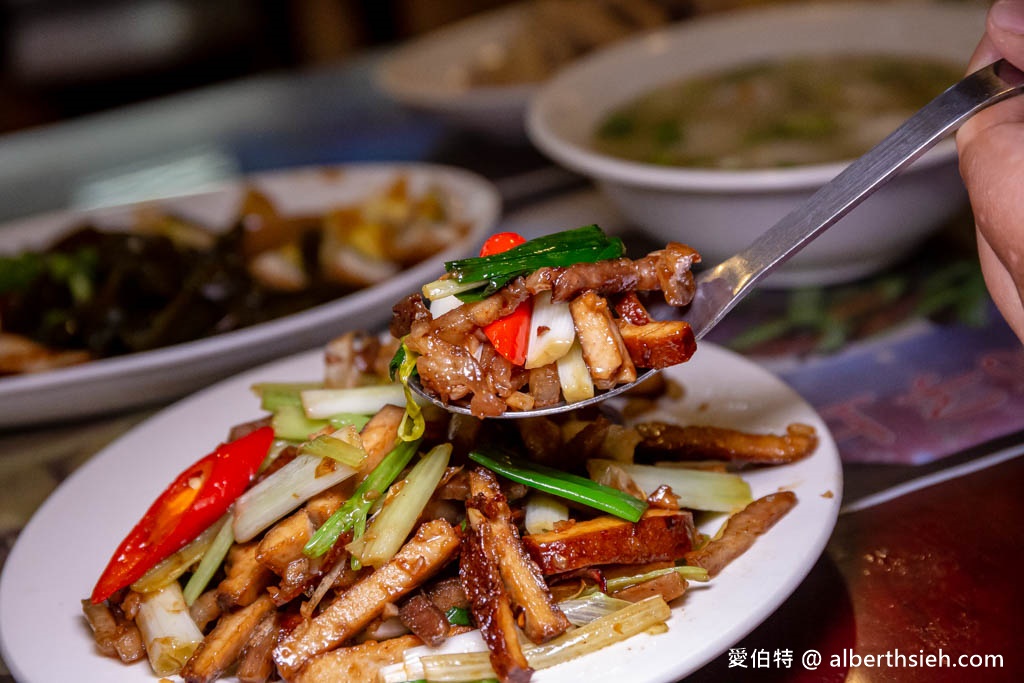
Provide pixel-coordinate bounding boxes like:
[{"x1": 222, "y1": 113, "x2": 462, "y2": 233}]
[{"x1": 527, "y1": 1, "x2": 986, "y2": 286}]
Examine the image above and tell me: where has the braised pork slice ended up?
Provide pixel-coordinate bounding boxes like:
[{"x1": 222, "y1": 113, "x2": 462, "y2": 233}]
[
  {"x1": 398, "y1": 593, "x2": 450, "y2": 647},
  {"x1": 522, "y1": 509, "x2": 696, "y2": 575},
  {"x1": 685, "y1": 491, "x2": 798, "y2": 577},
  {"x1": 467, "y1": 468, "x2": 570, "y2": 644},
  {"x1": 635, "y1": 423, "x2": 819, "y2": 464},
  {"x1": 181, "y1": 595, "x2": 276, "y2": 683},
  {"x1": 273, "y1": 519, "x2": 461, "y2": 679},
  {"x1": 390, "y1": 292, "x2": 432, "y2": 339},
  {"x1": 188, "y1": 590, "x2": 222, "y2": 632},
  {"x1": 542, "y1": 242, "x2": 700, "y2": 306},
  {"x1": 426, "y1": 576, "x2": 471, "y2": 612},
  {"x1": 81, "y1": 599, "x2": 145, "y2": 663}
]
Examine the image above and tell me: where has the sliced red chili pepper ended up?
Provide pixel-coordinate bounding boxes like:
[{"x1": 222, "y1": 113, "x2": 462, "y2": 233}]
[
  {"x1": 480, "y1": 232, "x2": 532, "y2": 366},
  {"x1": 479, "y1": 232, "x2": 528, "y2": 258},
  {"x1": 90, "y1": 425, "x2": 274, "y2": 603}
]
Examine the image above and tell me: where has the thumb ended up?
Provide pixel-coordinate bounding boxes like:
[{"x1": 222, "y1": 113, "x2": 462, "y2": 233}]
[
  {"x1": 989, "y1": 0, "x2": 1024, "y2": 68},
  {"x1": 959, "y1": 0, "x2": 1024, "y2": 146}
]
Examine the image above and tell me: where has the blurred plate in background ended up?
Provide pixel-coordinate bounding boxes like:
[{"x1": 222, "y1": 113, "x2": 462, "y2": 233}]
[
  {"x1": 377, "y1": 0, "x2": 695, "y2": 142},
  {"x1": 0, "y1": 162, "x2": 499, "y2": 428},
  {"x1": 377, "y1": 4, "x2": 534, "y2": 141}
]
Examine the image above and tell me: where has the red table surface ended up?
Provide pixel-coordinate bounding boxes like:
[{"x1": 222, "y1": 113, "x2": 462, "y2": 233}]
[{"x1": 688, "y1": 454, "x2": 1023, "y2": 682}]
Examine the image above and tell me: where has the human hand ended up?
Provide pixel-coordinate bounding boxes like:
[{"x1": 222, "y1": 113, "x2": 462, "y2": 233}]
[{"x1": 957, "y1": 0, "x2": 1024, "y2": 342}]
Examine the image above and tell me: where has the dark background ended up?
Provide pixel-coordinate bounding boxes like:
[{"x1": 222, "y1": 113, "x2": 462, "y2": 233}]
[{"x1": 0, "y1": 0, "x2": 516, "y2": 135}]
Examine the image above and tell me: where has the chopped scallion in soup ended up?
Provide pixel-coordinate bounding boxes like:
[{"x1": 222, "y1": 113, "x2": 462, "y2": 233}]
[{"x1": 593, "y1": 54, "x2": 963, "y2": 169}]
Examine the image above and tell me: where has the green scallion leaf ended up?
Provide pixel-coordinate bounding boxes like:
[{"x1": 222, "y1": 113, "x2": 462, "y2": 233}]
[
  {"x1": 304, "y1": 437, "x2": 422, "y2": 557},
  {"x1": 388, "y1": 343, "x2": 406, "y2": 382},
  {"x1": 391, "y1": 341, "x2": 424, "y2": 442},
  {"x1": 468, "y1": 449, "x2": 647, "y2": 522},
  {"x1": 182, "y1": 513, "x2": 235, "y2": 605},
  {"x1": 444, "y1": 225, "x2": 625, "y2": 296},
  {"x1": 445, "y1": 606, "x2": 472, "y2": 627}
]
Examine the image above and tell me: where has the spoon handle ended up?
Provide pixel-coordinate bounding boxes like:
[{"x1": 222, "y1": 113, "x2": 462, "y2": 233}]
[
  {"x1": 687, "y1": 59, "x2": 1024, "y2": 339},
  {"x1": 411, "y1": 60, "x2": 1024, "y2": 419}
]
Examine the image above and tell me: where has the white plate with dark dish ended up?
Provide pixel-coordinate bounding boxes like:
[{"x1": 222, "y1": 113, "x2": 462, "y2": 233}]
[
  {"x1": 0, "y1": 342, "x2": 842, "y2": 683},
  {"x1": 0, "y1": 163, "x2": 500, "y2": 429}
]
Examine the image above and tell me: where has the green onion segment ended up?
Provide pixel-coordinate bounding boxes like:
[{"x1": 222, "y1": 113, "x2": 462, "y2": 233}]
[
  {"x1": 443, "y1": 225, "x2": 624, "y2": 299},
  {"x1": 468, "y1": 448, "x2": 647, "y2": 522},
  {"x1": 304, "y1": 437, "x2": 423, "y2": 558}
]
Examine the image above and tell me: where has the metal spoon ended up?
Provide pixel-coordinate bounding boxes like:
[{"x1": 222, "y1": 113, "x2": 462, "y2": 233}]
[{"x1": 411, "y1": 58, "x2": 1024, "y2": 418}]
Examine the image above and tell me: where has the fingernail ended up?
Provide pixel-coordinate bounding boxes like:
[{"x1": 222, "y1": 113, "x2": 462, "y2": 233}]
[{"x1": 991, "y1": 0, "x2": 1024, "y2": 35}]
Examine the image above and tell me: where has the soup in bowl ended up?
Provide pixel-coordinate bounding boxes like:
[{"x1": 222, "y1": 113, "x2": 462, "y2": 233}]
[
  {"x1": 593, "y1": 54, "x2": 964, "y2": 170},
  {"x1": 527, "y1": 2, "x2": 984, "y2": 286}
]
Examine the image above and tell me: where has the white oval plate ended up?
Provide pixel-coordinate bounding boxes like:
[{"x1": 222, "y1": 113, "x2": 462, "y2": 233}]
[
  {"x1": 0, "y1": 342, "x2": 841, "y2": 683},
  {"x1": 0, "y1": 163, "x2": 499, "y2": 429}
]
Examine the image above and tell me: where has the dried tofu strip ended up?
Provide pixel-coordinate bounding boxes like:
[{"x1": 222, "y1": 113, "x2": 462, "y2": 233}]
[
  {"x1": 236, "y1": 611, "x2": 279, "y2": 683},
  {"x1": 460, "y1": 523, "x2": 533, "y2": 683},
  {"x1": 467, "y1": 468, "x2": 571, "y2": 644},
  {"x1": 293, "y1": 634, "x2": 423, "y2": 683},
  {"x1": 216, "y1": 542, "x2": 274, "y2": 610},
  {"x1": 180, "y1": 595, "x2": 275, "y2": 683},
  {"x1": 273, "y1": 519, "x2": 461, "y2": 679},
  {"x1": 522, "y1": 509, "x2": 695, "y2": 575}
]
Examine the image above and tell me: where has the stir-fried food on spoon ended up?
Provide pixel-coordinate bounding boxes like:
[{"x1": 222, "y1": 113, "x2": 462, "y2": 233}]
[
  {"x1": 83, "y1": 230, "x2": 818, "y2": 683},
  {"x1": 390, "y1": 226, "x2": 701, "y2": 417}
]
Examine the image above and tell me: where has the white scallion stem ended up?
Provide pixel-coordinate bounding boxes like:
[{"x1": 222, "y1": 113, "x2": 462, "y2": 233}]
[
  {"x1": 417, "y1": 596, "x2": 671, "y2": 681},
  {"x1": 556, "y1": 340, "x2": 594, "y2": 404},
  {"x1": 300, "y1": 425, "x2": 367, "y2": 468},
  {"x1": 615, "y1": 462, "x2": 753, "y2": 512},
  {"x1": 422, "y1": 277, "x2": 485, "y2": 301},
  {"x1": 301, "y1": 384, "x2": 407, "y2": 419},
  {"x1": 556, "y1": 593, "x2": 634, "y2": 626},
  {"x1": 525, "y1": 291, "x2": 575, "y2": 369},
  {"x1": 233, "y1": 454, "x2": 357, "y2": 542},
  {"x1": 428, "y1": 294, "x2": 465, "y2": 318},
  {"x1": 135, "y1": 583, "x2": 204, "y2": 677},
  {"x1": 523, "y1": 491, "x2": 570, "y2": 535},
  {"x1": 348, "y1": 443, "x2": 451, "y2": 568}
]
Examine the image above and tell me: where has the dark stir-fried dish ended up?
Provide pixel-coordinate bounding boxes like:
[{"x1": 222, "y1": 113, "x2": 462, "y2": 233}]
[
  {"x1": 0, "y1": 177, "x2": 467, "y2": 376},
  {"x1": 391, "y1": 226, "x2": 701, "y2": 417},
  {"x1": 82, "y1": 229, "x2": 819, "y2": 683}
]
